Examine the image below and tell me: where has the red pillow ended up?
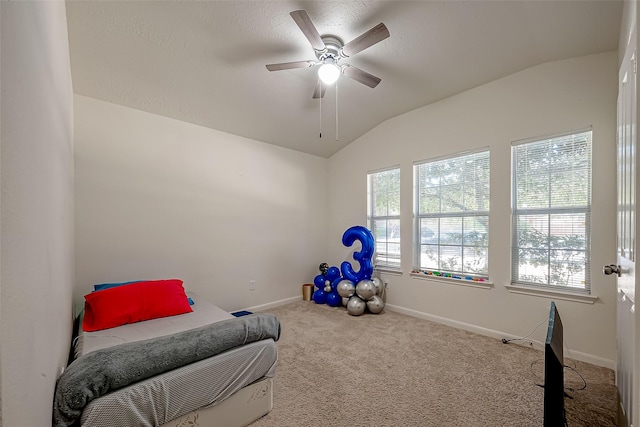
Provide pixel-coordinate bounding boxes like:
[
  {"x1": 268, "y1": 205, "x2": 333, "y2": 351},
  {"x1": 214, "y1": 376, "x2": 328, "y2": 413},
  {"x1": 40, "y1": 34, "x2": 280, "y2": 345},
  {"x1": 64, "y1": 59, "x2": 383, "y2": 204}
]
[{"x1": 82, "y1": 279, "x2": 193, "y2": 332}]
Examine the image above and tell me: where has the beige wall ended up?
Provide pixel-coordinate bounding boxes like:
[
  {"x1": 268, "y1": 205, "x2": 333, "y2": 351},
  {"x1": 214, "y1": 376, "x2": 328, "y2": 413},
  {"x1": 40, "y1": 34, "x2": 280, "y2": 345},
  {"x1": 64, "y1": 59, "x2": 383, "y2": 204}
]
[
  {"x1": 74, "y1": 96, "x2": 328, "y2": 312},
  {"x1": 328, "y1": 52, "x2": 618, "y2": 367},
  {"x1": 0, "y1": 1, "x2": 75, "y2": 425},
  {"x1": 0, "y1": 5, "x2": 620, "y2": 424}
]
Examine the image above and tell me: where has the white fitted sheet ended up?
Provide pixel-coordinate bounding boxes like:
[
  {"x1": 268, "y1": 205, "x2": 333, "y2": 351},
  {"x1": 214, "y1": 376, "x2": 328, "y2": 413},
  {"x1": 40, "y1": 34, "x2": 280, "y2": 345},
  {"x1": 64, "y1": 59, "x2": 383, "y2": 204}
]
[{"x1": 75, "y1": 292, "x2": 233, "y2": 357}]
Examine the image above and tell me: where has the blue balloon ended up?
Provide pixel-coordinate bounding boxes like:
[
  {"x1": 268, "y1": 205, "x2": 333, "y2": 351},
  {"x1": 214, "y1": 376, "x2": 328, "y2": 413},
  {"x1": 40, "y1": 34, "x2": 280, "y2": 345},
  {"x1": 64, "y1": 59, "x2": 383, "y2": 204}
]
[
  {"x1": 341, "y1": 261, "x2": 357, "y2": 283},
  {"x1": 340, "y1": 226, "x2": 375, "y2": 283},
  {"x1": 313, "y1": 289, "x2": 327, "y2": 304},
  {"x1": 313, "y1": 274, "x2": 326, "y2": 289},
  {"x1": 331, "y1": 277, "x2": 343, "y2": 290},
  {"x1": 326, "y1": 266, "x2": 341, "y2": 281},
  {"x1": 326, "y1": 291, "x2": 342, "y2": 307}
]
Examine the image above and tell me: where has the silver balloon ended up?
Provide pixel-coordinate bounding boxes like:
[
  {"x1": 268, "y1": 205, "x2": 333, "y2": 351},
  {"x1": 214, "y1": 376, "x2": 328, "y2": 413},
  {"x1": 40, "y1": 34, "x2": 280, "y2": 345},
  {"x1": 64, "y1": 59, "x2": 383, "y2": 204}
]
[
  {"x1": 337, "y1": 279, "x2": 356, "y2": 298},
  {"x1": 346, "y1": 296, "x2": 366, "y2": 316},
  {"x1": 371, "y1": 277, "x2": 384, "y2": 295},
  {"x1": 366, "y1": 295, "x2": 385, "y2": 314},
  {"x1": 342, "y1": 297, "x2": 349, "y2": 307},
  {"x1": 355, "y1": 280, "x2": 375, "y2": 301},
  {"x1": 324, "y1": 280, "x2": 332, "y2": 293}
]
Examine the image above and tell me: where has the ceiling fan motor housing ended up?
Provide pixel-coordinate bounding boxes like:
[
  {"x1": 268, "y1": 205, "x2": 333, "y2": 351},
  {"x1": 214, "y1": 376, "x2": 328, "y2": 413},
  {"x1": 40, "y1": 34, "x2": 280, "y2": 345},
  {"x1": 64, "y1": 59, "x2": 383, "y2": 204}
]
[{"x1": 316, "y1": 35, "x2": 345, "y2": 63}]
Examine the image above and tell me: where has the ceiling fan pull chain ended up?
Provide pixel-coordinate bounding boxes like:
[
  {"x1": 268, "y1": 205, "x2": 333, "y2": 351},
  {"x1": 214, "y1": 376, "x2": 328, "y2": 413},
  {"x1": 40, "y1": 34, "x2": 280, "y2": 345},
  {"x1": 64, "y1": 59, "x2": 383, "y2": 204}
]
[
  {"x1": 319, "y1": 87, "x2": 322, "y2": 139},
  {"x1": 335, "y1": 80, "x2": 339, "y2": 142}
]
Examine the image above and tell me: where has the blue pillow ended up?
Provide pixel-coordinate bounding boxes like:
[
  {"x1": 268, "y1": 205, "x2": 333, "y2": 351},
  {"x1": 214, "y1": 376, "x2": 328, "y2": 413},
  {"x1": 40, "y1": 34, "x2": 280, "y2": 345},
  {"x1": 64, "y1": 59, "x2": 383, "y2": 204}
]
[
  {"x1": 93, "y1": 280, "x2": 194, "y2": 305},
  {"x1": 93, "y1": 281, "x2": 142, "y2": 291}
]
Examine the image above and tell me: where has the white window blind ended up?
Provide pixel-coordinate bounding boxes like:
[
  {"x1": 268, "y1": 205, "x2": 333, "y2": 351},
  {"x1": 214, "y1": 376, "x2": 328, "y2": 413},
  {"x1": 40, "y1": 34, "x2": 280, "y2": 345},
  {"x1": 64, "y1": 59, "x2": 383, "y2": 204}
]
[
  {"x1": 367, "y1": 167, "x2": 401, "y2": 269},
  {"x1": 414, "y1": 150, "x2": 490, "y2": 277},
  {"x1": 512, "y1": 129, "x2": 592, "y2": 292}
]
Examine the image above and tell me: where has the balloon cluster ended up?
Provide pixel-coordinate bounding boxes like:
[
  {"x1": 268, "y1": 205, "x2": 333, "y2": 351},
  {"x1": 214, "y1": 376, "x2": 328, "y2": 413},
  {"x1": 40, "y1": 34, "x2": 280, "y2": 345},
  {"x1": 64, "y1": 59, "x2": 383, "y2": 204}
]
[
  {"x1": 312, "y1": 226, "x2": 385, "y2": 316},
  {"x1": 312, "y1": 264, "x2": 343, "y2": 307},
  {"x1": 337, "y1": 277, "x2": 385, "y2": 315}
]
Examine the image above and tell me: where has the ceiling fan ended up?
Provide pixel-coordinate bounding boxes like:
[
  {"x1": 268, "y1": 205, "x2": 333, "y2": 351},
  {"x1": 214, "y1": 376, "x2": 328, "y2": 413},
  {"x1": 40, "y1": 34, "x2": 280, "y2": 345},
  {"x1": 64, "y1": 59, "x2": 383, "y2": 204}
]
[{"x1": 266, "y1": 10, "x2": 390, "y2": 99}]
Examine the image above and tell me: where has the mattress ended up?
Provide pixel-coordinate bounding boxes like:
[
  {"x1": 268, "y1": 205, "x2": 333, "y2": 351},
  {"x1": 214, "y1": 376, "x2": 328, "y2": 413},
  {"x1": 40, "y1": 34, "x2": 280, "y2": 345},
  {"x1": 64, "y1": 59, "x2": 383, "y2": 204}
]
[
  {"x1": 75, "y1": 292, "x2": 235, "y2": 357},
  {"x1": 159, "y1": 377, "x2": 273, "y2": 427},
  {"x1": 73, "y1": 292, "x2": 278, "y2": 427}
]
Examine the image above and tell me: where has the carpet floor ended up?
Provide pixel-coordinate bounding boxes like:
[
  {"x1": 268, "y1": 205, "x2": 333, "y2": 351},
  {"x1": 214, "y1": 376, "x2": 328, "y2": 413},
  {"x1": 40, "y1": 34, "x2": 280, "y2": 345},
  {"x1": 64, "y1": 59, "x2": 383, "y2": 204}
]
[{"x1": 250, "y1": 300, "x2": 617, "y2": 427}]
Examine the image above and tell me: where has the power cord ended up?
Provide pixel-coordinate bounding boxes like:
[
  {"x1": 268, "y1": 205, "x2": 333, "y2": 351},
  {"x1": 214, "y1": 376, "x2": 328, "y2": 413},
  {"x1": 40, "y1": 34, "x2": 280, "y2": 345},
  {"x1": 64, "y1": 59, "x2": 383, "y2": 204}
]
[
  {"x1": 501, "y1": 311, "x2": 587, "y2": 404},
  {"x1": 501, "y1": 317, "x2": 547, "y2": 348},
  {"x1": 529, "y1": 359, "x2": 587, "y2": 396},
  {"x1": 563, "y1": 364, "x2": 587, "y2": 392}
]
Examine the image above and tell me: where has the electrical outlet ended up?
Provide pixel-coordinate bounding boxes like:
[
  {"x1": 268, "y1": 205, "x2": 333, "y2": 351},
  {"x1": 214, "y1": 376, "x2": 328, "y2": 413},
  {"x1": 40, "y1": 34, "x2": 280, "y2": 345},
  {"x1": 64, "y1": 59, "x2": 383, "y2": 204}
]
[{"x1": 249, "y1": 280, "x2": 256, "y2": 291}]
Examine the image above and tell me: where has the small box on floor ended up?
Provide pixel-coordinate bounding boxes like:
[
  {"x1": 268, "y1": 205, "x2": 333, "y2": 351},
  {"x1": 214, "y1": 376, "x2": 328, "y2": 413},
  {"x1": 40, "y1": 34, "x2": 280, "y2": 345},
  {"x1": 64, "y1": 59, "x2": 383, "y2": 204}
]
[{"x1": 231, "y1": 310, "x2": 253, "y2": 317}]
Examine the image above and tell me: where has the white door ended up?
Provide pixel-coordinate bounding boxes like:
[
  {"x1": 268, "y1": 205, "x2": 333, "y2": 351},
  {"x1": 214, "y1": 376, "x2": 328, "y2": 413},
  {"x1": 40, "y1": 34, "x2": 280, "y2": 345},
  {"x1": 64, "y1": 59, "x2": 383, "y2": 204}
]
[{"x1": 615, "y1": 25, "x2": 638, "y2": 427}]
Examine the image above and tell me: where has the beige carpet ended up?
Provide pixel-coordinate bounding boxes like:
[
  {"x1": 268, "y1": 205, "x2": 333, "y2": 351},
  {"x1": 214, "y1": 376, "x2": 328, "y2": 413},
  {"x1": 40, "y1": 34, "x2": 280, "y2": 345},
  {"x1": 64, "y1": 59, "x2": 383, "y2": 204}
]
[{"x1": 251, "y1": 300, "x2": 617, "y2": 427}]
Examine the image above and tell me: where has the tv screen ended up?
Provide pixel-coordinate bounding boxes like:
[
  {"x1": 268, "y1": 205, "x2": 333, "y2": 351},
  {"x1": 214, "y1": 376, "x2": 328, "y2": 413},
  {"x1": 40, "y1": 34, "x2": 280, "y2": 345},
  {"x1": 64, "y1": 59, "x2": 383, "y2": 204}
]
[{"x1": 544, "y1": 301, "x2": 566, "y2": 427}]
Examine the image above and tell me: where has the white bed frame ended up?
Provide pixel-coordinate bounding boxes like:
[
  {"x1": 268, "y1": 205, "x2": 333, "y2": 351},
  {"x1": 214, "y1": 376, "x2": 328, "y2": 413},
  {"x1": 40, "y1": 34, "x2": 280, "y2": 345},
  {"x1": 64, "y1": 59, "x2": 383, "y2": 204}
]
[{"x1": 160, "y1": 377, "x2": 273, "y2": 427}]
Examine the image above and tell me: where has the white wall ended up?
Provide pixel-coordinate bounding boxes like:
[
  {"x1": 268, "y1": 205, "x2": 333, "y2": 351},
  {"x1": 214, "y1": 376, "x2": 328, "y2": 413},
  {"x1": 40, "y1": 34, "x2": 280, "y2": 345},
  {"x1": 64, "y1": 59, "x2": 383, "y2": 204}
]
[
  {"x1": 0, "y1": 1, "x2": 75, "y2": 425},
  {"x1": 74, "y1": 96, "x2": 328, "y2": 311},
  {"x1": 619, "y1": 0, "x2": 637, "y2": 66},
  {"x1": 328, "y1": 52, "x2": 618, "y2": 367}
]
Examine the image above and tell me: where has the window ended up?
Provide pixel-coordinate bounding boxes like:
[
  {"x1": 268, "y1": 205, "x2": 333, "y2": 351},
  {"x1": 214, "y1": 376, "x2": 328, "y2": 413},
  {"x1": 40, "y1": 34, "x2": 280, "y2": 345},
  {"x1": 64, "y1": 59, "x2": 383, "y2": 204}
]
[
  {"x1": 414, "y1": 150, "x2": 490, "y2": 277},
  {"x1": 367, "y1": 167, "x2": 401, "y2": 269},
  {"x1": 512, "y1": 129, "x2": 592, "y2": 292}
]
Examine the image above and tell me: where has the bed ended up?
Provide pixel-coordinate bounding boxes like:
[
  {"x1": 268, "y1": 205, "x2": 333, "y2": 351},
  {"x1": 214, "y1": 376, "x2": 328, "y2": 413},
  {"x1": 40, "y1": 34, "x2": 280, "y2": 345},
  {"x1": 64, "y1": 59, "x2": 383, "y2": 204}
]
[{"x1": 52, "y1": 279, "x2": 280, "y2": 427}]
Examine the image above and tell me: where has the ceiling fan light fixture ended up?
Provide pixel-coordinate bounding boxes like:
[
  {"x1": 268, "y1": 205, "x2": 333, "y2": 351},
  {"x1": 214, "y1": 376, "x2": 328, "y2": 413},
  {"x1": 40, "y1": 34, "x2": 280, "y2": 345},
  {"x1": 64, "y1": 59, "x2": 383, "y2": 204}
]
[
  {"x1": 318, "y1": 63, "x2": 340, "y2": 85},
  {"x1": 265, "y1": 11, "x2": 389, "y2": 97}
]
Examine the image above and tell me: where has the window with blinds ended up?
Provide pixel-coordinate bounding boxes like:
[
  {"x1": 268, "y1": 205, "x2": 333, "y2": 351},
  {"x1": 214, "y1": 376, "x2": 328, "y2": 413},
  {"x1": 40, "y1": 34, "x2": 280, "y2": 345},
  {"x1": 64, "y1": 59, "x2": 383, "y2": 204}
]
[
  {"x1": 367, "y1": 167, "x2": 401, "y2": 269},
  {"x1": 511, "y1": 129, "x2": 592, "y2": 292},
  {"x1": 414, "y1": 150, "x2": 490, "y2": 277}
]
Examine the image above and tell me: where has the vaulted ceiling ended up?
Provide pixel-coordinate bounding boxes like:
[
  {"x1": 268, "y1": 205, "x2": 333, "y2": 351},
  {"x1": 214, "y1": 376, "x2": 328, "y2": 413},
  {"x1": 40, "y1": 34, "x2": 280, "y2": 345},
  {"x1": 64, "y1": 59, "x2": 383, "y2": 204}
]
[{"x1": 66, "y1": 1, "x2": 622, "y2": 158}]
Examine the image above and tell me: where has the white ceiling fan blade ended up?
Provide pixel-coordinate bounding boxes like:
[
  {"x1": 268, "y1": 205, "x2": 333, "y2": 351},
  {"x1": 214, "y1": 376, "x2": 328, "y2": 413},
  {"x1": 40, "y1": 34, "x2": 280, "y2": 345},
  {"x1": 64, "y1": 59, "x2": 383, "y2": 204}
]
[
  {"x1": 341, "y1": 23, "x2": 390, "y2": 57},
  {"x1": 312, "y1": 79, "x2": 326, "y2": 99},
  {"x1": 266, "y1": 60, "x2": 315, "y2": 71},
  {"x1": 290, "y1": 10, "x2": 326, "y2": 51},
  {"x1": 342, "y1": 65, "x2": 382, "y2": 88}
]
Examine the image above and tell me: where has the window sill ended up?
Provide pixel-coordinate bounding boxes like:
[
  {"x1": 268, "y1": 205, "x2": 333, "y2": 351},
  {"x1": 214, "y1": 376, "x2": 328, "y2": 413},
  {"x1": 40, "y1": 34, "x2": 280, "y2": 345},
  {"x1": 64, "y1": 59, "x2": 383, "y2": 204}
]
[
  {"x1": 410, "y1": 272, "x2": 493, "y2": 289},
  {"x1": 505, "y1": 283, "x2": 598, "y2": 304}
]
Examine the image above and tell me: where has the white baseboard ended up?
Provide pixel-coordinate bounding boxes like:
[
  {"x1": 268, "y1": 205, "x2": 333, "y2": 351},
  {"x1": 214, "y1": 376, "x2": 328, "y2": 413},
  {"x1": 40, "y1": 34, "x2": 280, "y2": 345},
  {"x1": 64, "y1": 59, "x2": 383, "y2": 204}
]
[
  {"x1": 241, "y1": 297, "x2": 615, "y2": 370},
  {"x1": 384, "y1": 303, "x2": 615, "y2": 370},
  {"x1": 563, "y1": 349, "x2": 615, "y2": 370},
  {"x1": 244, "y1": 296, "x2": 300, "y2": 313}
]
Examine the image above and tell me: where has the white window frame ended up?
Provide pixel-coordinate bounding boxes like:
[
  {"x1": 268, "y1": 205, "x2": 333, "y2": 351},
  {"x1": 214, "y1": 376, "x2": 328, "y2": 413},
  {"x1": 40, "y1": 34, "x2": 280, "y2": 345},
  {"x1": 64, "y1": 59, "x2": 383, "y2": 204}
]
[
  {"x1": 367, "y1": 166, "x2": 401, "y2": 270},
  {"x1": 413, "y1": 149, "x2": 490, "y2": 279},
  {"x1": 511, "y1": 128, "x2": 592, "y2": 293}
]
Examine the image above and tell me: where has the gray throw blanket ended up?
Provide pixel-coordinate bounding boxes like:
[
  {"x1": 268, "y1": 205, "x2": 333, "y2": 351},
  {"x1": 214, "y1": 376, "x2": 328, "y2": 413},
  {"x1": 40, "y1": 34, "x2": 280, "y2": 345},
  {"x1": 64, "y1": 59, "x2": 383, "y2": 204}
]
[{"x1": 53, "y1": 313, "x2": 280, "y2": 427}]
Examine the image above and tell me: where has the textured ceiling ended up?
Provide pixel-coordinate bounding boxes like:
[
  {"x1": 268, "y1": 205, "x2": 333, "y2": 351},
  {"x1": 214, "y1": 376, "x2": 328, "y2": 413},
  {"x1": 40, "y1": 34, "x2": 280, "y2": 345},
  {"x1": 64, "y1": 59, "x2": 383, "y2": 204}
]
[{"x1": 66, "y1": 1, "x2": 622, "y2": 158}]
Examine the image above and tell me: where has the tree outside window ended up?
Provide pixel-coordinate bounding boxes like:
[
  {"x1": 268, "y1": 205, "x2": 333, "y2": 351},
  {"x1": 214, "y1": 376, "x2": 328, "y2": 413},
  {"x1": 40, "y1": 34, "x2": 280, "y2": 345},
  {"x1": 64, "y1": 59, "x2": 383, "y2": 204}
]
[
  {"x1": 512, "y1": 129, "x2": 592, "y2": 291},
  {"x1": 414, "y1": 150, "x2": 490, "y2": 277},
  {"x1": 368, "y1": 168, "x2": 401, "y2": 269}
]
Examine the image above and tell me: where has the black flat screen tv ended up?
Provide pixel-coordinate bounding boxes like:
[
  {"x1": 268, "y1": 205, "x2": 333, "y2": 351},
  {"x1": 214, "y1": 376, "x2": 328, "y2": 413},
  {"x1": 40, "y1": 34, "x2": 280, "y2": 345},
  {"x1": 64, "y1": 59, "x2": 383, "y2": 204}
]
[{"x1": 544, "y1": 301, "x2": 566, "y2": 427}]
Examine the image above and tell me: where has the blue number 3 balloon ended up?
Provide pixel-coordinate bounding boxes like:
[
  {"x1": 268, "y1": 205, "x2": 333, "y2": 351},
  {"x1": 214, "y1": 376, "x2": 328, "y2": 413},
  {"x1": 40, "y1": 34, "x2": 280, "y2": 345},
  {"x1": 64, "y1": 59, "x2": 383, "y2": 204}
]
[{"x1": 340, "y1": 226, "x2": 374, "y2": 283}]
